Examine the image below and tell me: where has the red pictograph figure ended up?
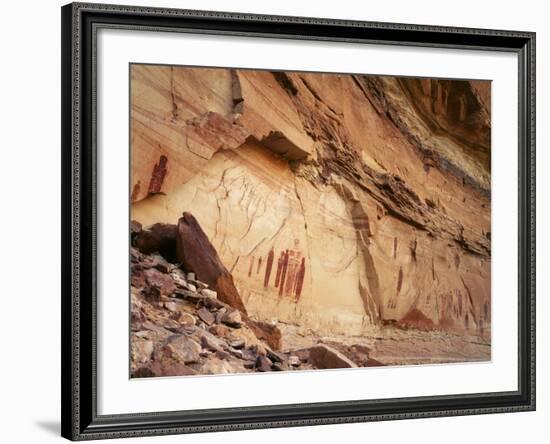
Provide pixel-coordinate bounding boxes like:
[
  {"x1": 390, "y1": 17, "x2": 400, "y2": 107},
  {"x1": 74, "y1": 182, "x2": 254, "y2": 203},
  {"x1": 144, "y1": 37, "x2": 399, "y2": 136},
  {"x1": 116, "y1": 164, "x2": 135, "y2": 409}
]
[{"x1": 263, "y1": 249, "x2": 274, "y2": 288}]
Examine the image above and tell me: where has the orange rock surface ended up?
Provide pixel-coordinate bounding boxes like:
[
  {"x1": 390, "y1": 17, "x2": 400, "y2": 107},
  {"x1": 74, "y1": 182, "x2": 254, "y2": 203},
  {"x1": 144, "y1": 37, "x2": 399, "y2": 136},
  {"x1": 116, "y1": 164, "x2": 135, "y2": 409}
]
[{"x1": 130, "y1": 65, "x2": 491, "y2": 343}]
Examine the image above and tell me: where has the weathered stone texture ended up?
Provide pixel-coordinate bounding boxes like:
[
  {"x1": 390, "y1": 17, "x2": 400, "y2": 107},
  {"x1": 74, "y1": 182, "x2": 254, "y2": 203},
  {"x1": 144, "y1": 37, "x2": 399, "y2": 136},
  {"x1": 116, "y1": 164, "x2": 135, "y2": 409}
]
[{"x1": 131, "y1": 65, "x2": 491, "y2": 340}]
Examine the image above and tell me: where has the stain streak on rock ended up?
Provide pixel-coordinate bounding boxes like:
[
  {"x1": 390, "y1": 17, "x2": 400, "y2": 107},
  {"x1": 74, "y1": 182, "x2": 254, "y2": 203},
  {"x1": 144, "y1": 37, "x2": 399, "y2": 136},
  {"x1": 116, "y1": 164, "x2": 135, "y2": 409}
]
[
  {"x1": 248, "y1": 256, "x2": 254, "y2": 278},
  {"x1": 396, "y1": 267, "x2": 403, "y2": 295}
]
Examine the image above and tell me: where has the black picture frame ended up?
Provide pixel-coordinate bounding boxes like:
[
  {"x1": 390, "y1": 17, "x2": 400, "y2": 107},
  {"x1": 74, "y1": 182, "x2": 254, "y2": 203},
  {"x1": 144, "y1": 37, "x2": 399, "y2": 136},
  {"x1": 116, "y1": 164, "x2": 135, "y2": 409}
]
[{"x1": 61, "y1": 2, "x2": 536, "y2": 440}]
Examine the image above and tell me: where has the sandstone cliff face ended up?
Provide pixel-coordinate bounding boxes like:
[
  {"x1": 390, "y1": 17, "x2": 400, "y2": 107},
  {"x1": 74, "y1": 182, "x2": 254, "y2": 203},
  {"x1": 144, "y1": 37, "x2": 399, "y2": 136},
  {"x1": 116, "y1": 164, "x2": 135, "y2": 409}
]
[{"x1": 130, "y1": 65, "x2": 491, "y2": 341}]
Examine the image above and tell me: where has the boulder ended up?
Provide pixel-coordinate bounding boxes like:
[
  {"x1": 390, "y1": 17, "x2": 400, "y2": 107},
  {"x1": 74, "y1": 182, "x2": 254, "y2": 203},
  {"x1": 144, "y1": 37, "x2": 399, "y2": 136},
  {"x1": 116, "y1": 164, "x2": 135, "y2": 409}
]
[
  {"x1": 308, "y1": 344, "x2": 358, "y2": 369},
  {"x1": 133, "y1": 223, "x2": 177, "y2": 261},
  {"x1": 255, "y1": 355, "x2": 273, "y2": 372},
  {"x1": 321, "y1": 342, "x2": 371, "y2": 366},
  {"x1": 175, "y1": 212, "x2": 247, "y2": 314}
]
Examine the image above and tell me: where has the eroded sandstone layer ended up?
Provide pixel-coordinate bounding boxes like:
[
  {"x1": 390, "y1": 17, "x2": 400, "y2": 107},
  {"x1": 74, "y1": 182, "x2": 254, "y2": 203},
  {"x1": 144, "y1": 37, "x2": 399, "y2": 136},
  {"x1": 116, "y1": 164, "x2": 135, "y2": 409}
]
[{"x1": 130, "y1": 65, "x2": 491, "y2": 355}]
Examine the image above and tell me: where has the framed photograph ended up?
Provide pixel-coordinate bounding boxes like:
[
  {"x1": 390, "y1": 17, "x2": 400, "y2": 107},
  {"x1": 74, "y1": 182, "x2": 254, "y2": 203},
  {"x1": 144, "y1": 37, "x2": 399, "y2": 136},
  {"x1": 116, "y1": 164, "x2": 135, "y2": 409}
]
[{"x1": 61, "y1": 2, "x2": 536, "y2": 440}]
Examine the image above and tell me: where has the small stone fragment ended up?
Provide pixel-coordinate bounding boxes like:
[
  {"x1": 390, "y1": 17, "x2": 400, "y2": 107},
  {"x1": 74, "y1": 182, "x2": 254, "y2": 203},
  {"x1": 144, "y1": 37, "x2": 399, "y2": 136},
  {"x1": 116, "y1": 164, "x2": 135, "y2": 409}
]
[
  {"x1": 190, "y1": 279, "x2": 209, "y2": 290},
  {"x1": 271, "y1": 362, "x2": 288, "y2": 372},
  {"x1": 247, "y1": 319, "x2": 282, "y2": 351},
  {"x1": 200, "y1": 357, "x2": 241, "y2": 375},
  {"x1": 170, "y1": 270, "x2": 187, "y2": 287},
  {"x1": 222, "y1": 310, "x2": 242, "y2": 328},
  {"x1": 141, "y1": 321, "x2": 173, "y2": 338},
  {"x1": 164, "y1": 301, "x2": 181, "y2": 312},
  {"x1": 229, "y1": 349, "x2": 243, "y2": 359},
  {"x1": 203, "y1": 296, "x2": 225, "y2": 310},
  {"x1": 173, "y1": 288, "x2": 203, "y2": 303},
  {"x1": 145, "y1": 268, "x2": 176, "y2": 296},
  {"x1": 255, "y1": 355, "x2": 272, "y2": 372},
  {"x1": 131, "y1": 340, "x2": 154, "y2": 366},
  {"x1": 215, "y1": 307, "x2": 227, "y2": 324},
  {"x1": 162, "y1": 335, "x2": 201, "y2": 364},
  {"x1": 308, "y1": 344, "x2": 358, "y2": 369},
  {"x1": 176, "y1": 312, "x2": 196, "y2": 327},
  {"x1": 209, "y1": 324, "x2": 230, "y2": 338},
  {"x1": 216, "y1": 350, "x2": 231, "y2": 360},
  {"x1": 159, "y1": 318, "x2": 182, "y2": 331},
  {"x1": 150, "y1": 253, "x2": 172, "y2": 273},
  {"x1": 200, "y1": 332, "x2": 224, "y2": 352},
  {"x1": 200, "y1": 288, "x2": 217, "y2": 299},
  {"x1": 266, "y1": 349, "x2": 285, "y2": 363},
  {"x1": 197, "y1": 307, "x2": 215, "y2": 325}
]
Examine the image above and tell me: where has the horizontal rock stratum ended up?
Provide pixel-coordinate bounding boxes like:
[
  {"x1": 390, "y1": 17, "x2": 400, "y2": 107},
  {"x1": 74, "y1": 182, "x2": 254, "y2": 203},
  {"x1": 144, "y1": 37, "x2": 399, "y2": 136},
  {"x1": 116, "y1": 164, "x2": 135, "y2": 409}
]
[{"x1": 130, "y1": 65, "x2": 491, "y2": 340}]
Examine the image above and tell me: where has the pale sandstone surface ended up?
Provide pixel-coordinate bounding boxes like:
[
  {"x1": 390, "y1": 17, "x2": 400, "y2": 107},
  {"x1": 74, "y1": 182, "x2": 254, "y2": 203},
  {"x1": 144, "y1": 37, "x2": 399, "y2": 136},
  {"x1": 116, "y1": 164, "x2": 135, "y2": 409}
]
[{"x1": 130, "y1": 64, "x2": 491, "y2": 364}]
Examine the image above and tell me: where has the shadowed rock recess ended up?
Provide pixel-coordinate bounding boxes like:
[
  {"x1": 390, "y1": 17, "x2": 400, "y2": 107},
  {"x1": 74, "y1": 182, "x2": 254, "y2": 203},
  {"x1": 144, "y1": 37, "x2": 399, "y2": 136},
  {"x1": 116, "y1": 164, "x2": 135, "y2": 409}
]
[{"x1": 130, "y1": 65, "x2": 491, "y2": 376}]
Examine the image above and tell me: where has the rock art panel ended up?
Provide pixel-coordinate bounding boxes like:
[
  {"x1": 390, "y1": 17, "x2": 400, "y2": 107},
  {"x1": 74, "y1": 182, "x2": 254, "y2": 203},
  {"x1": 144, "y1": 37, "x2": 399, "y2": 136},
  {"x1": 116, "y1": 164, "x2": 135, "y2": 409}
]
[{"x1": 130, "y1": 64, "x2": 492, "y2": 367}]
